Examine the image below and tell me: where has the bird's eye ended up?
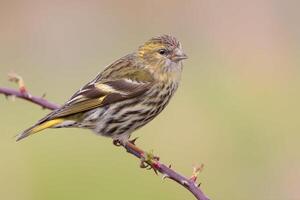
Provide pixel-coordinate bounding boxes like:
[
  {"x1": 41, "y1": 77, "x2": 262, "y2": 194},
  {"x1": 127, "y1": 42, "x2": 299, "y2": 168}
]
[{"x1": 158, "y1": 49, "x2": 167, "y2": 55}]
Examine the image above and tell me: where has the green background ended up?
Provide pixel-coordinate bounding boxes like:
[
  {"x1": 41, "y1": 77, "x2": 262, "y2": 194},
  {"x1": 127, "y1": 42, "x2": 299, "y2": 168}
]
[{"x1": 0, "y1": 1, "x2": 300, "y2": 199}]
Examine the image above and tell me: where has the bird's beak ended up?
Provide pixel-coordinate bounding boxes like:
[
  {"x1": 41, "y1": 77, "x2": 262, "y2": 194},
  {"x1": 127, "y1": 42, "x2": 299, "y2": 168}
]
[{"x1": 172, "y1": 49, "x2": 188, "y2": 62}]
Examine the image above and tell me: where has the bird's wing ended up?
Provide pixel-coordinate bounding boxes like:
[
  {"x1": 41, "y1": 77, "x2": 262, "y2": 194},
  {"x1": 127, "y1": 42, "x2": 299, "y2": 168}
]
[
  {"x1": 43, "y1": 55, "x2": 154, "y2": 121},
  {"x1": 47, "y1": 78, "x2": 152, "y2": 119}
]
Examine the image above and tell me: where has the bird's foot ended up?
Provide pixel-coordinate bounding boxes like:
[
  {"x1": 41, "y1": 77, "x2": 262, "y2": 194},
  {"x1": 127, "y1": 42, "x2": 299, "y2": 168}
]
[
  {"x1": 113, "y1": 137, "x2": 138, "y2": 147},
  {"x1": 112, "y1": 139, "x2": 122, "y2": 147}
]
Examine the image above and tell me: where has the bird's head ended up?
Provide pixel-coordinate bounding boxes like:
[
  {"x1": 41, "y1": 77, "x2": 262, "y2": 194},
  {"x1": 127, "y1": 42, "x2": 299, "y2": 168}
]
[{"x1": 138, "y1": 35, "x2": 187, "y2": 72}]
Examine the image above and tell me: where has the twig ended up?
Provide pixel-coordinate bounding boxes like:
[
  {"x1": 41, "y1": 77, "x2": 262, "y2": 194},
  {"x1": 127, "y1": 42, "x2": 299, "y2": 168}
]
[
  {"x1": 0, "y1": 76, "x2": 210, "y2": 200},
  {"x1": 1, "y1": 73, "x2": 59, "y2": 110},
  {"x1": 0, "y1": 87, "x2": 59, "y2": 110},
  {"x1": 123, "y1": 142, "x2": 209, "y2": 200}
]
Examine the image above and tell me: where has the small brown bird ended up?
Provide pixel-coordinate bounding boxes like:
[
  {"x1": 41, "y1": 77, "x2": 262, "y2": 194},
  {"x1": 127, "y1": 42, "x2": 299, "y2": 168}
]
[{"x1": 16, "y1": 35, "x2": 187, "y2": 143}]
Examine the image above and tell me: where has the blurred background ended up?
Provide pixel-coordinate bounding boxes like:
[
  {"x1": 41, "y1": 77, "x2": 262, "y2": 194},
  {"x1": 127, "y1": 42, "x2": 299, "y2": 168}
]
[{"x1": 0, "y1": 0, "x2": 299, "y2": 199}]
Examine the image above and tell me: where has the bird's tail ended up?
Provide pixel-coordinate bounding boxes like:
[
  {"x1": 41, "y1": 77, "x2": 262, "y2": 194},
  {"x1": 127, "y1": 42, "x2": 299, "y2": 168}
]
[{"x1": 16, "y1": 118, "x2": 64, "y2": 141}]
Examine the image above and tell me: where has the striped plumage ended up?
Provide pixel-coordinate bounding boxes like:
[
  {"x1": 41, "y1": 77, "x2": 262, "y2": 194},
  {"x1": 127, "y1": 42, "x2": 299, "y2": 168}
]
[{"x1": 16, "y1": 35, "x2": 187, "y2": 143}]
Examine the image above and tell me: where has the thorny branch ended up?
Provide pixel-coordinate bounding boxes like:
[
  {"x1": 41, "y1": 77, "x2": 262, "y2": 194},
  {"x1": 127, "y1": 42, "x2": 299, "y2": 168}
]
[{"x1": 0, "y1": 73, "x2": 210, "y2": 200}]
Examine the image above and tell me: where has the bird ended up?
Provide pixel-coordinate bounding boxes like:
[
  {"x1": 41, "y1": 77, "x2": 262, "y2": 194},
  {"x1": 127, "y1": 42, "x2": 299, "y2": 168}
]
[{"x1": 16, "y1": 35, "x2": 187, "y2": 144}]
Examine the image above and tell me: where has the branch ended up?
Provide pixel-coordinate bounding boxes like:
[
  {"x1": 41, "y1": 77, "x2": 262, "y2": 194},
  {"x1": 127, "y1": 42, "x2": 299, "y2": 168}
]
[
  {"x1": 0, "y1": 87, "x2": 59, "y2": 110},
  {"x1": 1, "y1": 73, "x2": 59, "y2": 110},
  {"x1": 0, "y1": 74, "x2": 210, "y2": 200}
]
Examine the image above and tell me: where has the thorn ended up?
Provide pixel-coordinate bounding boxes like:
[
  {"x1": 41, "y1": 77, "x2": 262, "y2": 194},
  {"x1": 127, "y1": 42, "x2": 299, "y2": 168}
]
[
  {"x1": 41, "y1": 93, "x2": 46, "y2": 98},
  {"x1": 152, "y1": 167, "x2": 158, "y2": 175},
  {"x1": 181, "y1": 180, "x2": 189, "y2": 186},
  {"x1": 168, "y1": 164, "x2": 172, "y2": 168},
  {"x1": 162, "y1": 174, "x2": 169, "y2": 180},
  {"x1": 129, "y1": 137, "x2": 138, "y2": 145},
  {"x1": 145, "y1": 164, "x2": 158, "y2": 175},
  {"x1": 197, "y1": 183, "x2": 201, "y2": 187},
  {"x1": 8, "y1": 72, "x2": 27, "y2": 94},
  {"x1": 190, "y1": 164, "x2": 204, "y2": 182}
]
